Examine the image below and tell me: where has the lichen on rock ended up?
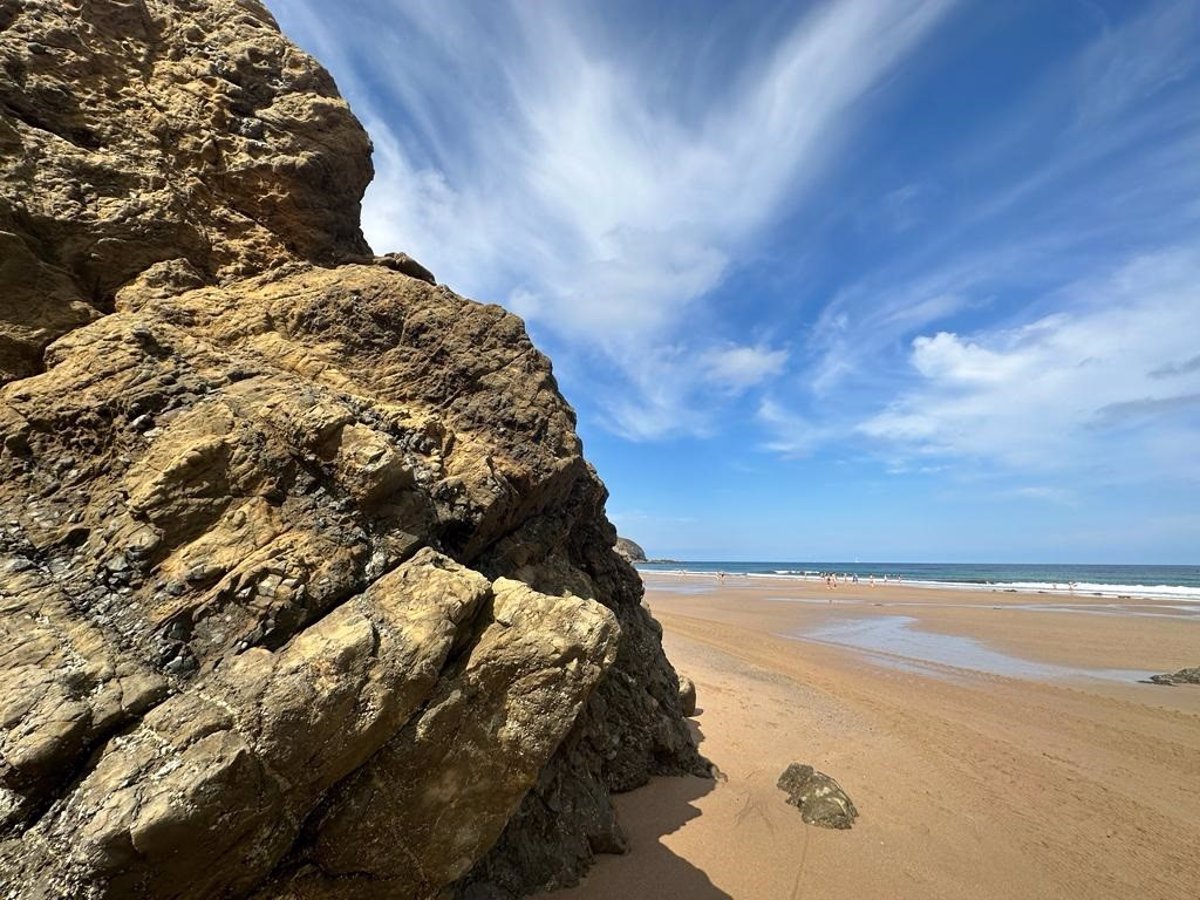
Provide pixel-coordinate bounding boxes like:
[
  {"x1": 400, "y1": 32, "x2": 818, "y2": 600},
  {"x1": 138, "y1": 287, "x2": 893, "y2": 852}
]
[{"x1": 0, "y1": 1, "x2": 705, "y2": 897}]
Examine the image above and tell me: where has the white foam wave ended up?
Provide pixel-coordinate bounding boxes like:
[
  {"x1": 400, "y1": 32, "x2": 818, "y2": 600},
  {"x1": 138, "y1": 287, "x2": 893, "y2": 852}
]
[{"x1": 988, "y1": 581, "x2": 1200, "y2": 601}]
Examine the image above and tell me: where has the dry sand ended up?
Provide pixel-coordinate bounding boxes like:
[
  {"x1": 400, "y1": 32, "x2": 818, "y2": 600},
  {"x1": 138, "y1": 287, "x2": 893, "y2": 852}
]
[{"x1": 553, "y1": 573, "x2": 1200, "y2": 900}]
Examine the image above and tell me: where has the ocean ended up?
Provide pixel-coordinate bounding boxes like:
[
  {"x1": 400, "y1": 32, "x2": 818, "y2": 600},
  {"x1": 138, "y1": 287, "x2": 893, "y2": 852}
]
[{"x1": 635, "y1": 561, "x2": 1200, "y2": 601}]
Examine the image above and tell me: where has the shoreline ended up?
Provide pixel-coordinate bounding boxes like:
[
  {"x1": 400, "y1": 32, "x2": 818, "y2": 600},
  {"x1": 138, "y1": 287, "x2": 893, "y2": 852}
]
[
  {"x1": 553, "y1": 573, "x2": 1200, "y2": 899},
  {"x1": 636, "y1": 566, "x2": 1200, "y2": 602}
]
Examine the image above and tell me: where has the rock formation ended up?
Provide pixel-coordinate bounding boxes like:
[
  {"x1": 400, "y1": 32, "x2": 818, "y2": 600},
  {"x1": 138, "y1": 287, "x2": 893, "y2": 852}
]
[
  {"x1": 0, "y1": 2, "x2": 705, "y2": 897},
  {"x1": 776, "y1": 764, "x2": 858, "y2": 830},
  {"x1": 613, "y1": 536, "x2": 647, "y2": 563}
]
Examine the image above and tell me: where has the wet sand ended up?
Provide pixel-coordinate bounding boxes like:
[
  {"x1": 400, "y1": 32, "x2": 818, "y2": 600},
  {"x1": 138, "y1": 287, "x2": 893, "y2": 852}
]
[{"x1": 553, "y1": 573, "x2": 1200, "y2": 900}]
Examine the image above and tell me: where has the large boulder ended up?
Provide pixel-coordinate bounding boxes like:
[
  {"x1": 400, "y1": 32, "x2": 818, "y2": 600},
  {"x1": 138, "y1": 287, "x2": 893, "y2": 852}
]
[{"x1": 0, "y1": 2, "x2": 705, "y2": 898}]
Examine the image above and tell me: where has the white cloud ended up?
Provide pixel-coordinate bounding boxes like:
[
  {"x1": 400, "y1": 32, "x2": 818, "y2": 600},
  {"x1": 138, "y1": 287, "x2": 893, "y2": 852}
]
[
  {"x1": 859, "y1": 248, "x2": 1200, "y2": 479},
  {"x1": 757, "y1": 397, "x2": 829, "y2": 459},
  {"x1": 588, "y1": 340, "x2": 787, "y2": 441},
  {"x1": 702, "y1": 345, "x2": 789, "y2": 393},
  {"x1": 910, "y1": 326, "x2": 1046, "y2": 384},
  {"x1": 1008, "y1": 486, "x2": 1076, "y2": 506},
  {"x1": 806, "y1": 275, "x2": 976, "y2": 398}
]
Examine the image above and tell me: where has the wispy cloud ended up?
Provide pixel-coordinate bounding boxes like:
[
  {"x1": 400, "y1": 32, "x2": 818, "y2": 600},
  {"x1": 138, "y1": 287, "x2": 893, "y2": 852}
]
[
  {"x1": 1008, "y1": 486, "x2": 1076, "y2": 506},
  {"x1": 859, "y1": 249, "x2": 1200, "y2": 479},
  {"x1": 702, "y1": 345, "x2": 789, "y2": 393},
  {"x1": 757, "y1": 397, "x2": 829, "y2": 459},
  {"x1": 753, "y1": 0, "x2": 1200, "y2": 494},
  {"x1": 798, "y1": 0, "x2": 1200, "y2": 403},
  {"x1": 270, "y1": 0, "x2": 956, "y2": 437}
]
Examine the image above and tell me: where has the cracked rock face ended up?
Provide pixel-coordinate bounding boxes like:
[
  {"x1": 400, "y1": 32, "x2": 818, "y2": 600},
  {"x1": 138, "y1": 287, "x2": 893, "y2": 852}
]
[{"x1": 0, "y1": 1, "x2": 704, "y2": 898}]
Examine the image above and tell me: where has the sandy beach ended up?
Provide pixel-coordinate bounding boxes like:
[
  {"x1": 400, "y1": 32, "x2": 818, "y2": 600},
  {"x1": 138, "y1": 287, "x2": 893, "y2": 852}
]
[{"x1": 553, "y1": 573, "x2": 1200, "y2": 900}]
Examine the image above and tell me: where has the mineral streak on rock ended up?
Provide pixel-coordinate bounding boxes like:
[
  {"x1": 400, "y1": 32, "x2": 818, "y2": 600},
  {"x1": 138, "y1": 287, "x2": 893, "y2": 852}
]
[
  {"x1": 0, "y1": 1, "x2": 704, "y2": 897},
  {"x1": 776, "y1": 763, "x2": 858, "y2": 830}
]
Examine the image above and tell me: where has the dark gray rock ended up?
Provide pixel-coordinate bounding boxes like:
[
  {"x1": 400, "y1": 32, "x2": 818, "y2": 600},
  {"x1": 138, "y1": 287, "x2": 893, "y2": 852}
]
[
  {"x1": 1147, "y1": 666, "x2": 1200, "y2": 685},
  {"x1": 777, "y1": 763, "x2": 858, "y2": 829}
]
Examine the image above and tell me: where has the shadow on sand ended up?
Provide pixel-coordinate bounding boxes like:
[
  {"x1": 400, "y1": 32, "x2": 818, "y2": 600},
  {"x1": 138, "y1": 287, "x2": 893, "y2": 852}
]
[{"x1": 552, "y1": 720, "x2": 730, "y2": 898}]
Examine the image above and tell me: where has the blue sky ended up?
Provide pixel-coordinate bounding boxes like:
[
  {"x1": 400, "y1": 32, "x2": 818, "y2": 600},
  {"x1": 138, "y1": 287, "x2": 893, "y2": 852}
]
[{"x1": 268, "y1": 0, "x2": 1200, "y2": 563}]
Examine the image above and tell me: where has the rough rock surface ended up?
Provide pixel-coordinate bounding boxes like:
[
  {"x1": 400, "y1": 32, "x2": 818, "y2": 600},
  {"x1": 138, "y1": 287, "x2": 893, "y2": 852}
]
[
  {"x1": 0, "y1": 0, "x2": 372, "y2": 384},
  {"x1": 1147, "y1": 666, "x2": 1200, "y2": 686},
  {"x1": 613, "y1": 536, "x2": 646, "y2": 563},
  {"x1": 776, "y1": 763, "x2": 858, "y2": 830},
  {"x1": 0, "y1": 2, "x2": 705, "y2": 898}
]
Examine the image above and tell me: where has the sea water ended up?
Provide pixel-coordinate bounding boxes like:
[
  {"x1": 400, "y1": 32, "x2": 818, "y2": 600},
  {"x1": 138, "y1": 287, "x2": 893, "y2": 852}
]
[
  {"x1": 789, "y1": 616, "x2": 1153, "y2": 683},
  {"x1": 636, "y1": 561, "x2": 1200, "y2": 601}
]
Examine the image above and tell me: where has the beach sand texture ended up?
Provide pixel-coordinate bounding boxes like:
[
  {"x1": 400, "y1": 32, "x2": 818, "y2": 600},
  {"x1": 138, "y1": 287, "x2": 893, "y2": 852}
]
[{"x1": 553, "y1": 573, "x2": 1200, "y2": 900}]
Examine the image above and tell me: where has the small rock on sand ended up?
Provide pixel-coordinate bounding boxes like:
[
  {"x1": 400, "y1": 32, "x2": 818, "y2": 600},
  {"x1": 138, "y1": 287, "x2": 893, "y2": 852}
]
[
  {"x1": 678, "y1": 675, "x2": 697, "y2": 716},
  {"x1": 1147, "y1": 666, "x2": 1200, "y2": 686},
  {"x1": 777, "y1": 763, "x2": 858, "y2": 829}
]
